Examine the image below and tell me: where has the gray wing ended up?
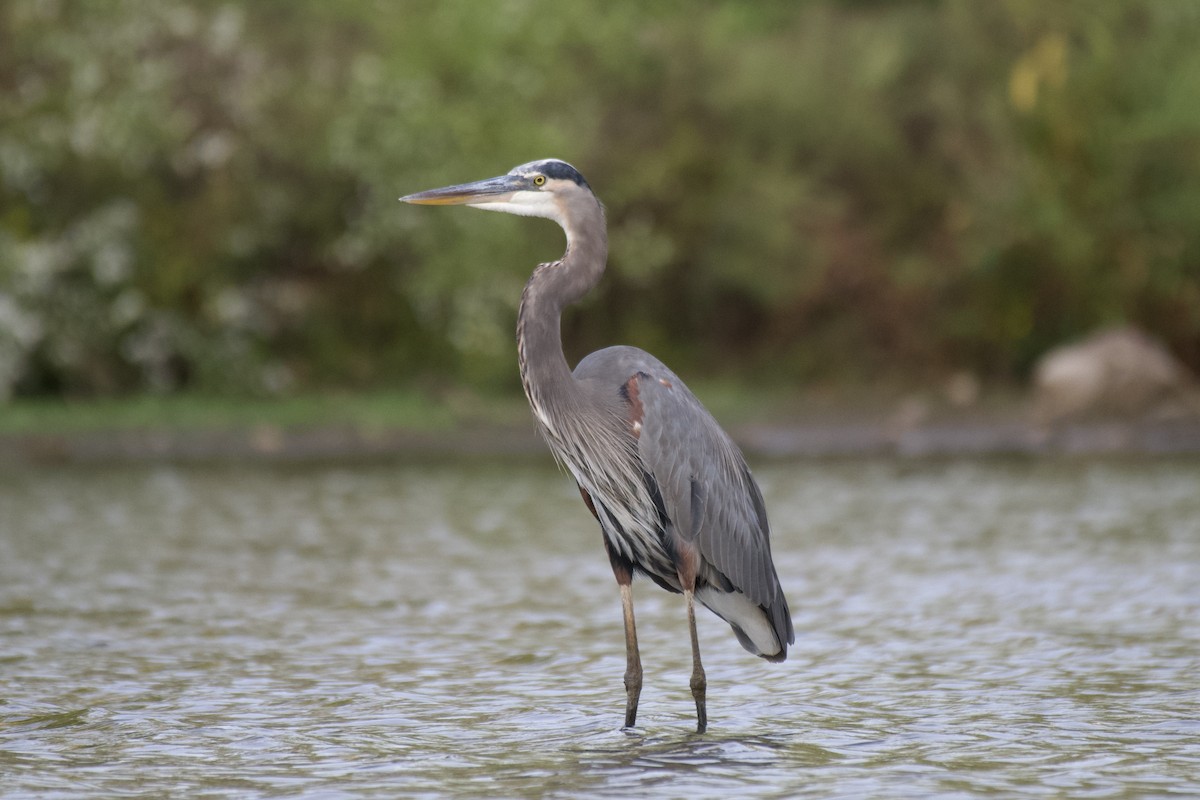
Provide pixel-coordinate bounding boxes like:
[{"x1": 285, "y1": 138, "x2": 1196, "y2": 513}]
[
  {"x1": 633, "y1": 366, "x2": 781, "y2": 606},
  {"x1": 575, "y1": 346, "x2": 792, "y2": 643}
]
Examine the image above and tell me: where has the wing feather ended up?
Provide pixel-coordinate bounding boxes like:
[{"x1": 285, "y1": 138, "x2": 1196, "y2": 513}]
[
  {"x1": 574, "y1": 345, "x2": 794, "y2": 655},
  {"x1": 633, "y1": 369, "x2": 780, "y2": 609}
]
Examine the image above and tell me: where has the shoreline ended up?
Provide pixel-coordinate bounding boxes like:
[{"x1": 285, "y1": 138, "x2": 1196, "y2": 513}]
[{"x1": 5, "y1": 416, "x2": 1200, "y2": 466}]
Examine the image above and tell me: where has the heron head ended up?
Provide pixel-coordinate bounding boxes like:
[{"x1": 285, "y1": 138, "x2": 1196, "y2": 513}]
[{"x1": 400, "y1": 159, "x2": 593, "y2": 225}]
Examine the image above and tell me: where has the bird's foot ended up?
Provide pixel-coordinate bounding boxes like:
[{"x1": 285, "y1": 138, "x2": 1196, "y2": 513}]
[{"x1": 623, "y1": 670, "x2": 642, "y2": 729}]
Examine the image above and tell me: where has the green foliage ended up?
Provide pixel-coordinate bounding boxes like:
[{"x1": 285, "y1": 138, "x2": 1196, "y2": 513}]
[
  {"x1": 1, "y1": 0, "x2": 1197, "y2": 399},
  {"x1": 0, "y1": 389, "x2": 460, "y2": 434}
]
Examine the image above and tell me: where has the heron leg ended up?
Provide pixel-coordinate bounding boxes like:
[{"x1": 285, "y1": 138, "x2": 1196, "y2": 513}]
[
  {"x1": 594, "y1": 511, "x2": 643, "y2": 730},
  {"x1": 685, "y1": 589, "x2": 707, "y2": 733},
  {"x1": 618, "y1": 581, "x2": 643, "y2": 728}
]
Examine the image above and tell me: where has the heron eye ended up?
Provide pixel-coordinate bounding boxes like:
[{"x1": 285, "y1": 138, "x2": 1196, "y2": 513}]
[{"x1": 533, "y1": 175, "x2": 546, "y2": 186}]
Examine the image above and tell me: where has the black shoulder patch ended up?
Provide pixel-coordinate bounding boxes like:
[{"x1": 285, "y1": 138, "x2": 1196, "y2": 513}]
[{"x1": 643, "y1": 470, "x2": 670, "y2": 529}]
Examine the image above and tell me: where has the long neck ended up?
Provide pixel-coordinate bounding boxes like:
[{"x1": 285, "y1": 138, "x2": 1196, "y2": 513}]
[{"x1": 516, "y1": 195, "x2": 607, "y2": 420}]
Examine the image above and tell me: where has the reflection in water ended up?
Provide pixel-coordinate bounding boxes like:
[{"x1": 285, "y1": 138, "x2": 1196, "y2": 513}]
[{"x1": 1, "y1": 459, "x2": 1198, "y2": 797}]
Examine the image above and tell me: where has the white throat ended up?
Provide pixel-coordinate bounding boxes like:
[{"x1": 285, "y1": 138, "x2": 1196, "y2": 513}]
[{"x1": 469, "y1": 190, "x2": 564, "y2": 225}]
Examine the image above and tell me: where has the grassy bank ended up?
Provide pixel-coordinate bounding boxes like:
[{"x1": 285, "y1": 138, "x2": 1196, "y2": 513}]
[
  {"x1": 0, "y1": 379, "x2": 1029, "y2": 436},
  {"x1": 0, "y1": 390, "x2": 476, "y2": 435},
  {"x1": 4, "y1": 383, "x2": 1200, "y2": 463}
]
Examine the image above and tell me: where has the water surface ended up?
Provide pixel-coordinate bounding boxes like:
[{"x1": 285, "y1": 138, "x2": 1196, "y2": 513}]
[{"x1": 1, "y1": 459, "x2": 1198, "y2": 797}]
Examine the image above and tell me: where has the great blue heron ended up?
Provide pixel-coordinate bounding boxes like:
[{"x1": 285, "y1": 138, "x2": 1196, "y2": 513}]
[{"x1": 401, "y1": 159, "x2": 793, "y2": 733}]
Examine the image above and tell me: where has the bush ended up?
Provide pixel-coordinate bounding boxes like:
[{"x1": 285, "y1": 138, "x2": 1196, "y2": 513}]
[{"x1": 1, "y1": 0, "x2": 1197, "y2": 398}]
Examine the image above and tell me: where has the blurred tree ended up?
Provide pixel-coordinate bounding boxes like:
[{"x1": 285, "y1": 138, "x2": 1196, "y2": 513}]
[{"x1": 0, "y1": 0, "x2": 1197, "y2": 399}]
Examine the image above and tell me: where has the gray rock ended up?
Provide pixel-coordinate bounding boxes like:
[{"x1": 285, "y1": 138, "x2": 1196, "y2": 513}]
[{"x1": 1032, "y1": 326, "x2": 1197, "y2": 423}]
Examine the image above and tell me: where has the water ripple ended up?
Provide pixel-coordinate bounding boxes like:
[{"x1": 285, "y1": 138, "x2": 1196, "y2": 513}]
[{"x1": 1, "y1": 459, "x2": 1198, "y2": 798}]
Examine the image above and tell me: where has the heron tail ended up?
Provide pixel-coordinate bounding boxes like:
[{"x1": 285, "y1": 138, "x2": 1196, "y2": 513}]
[{"x1": 695, "y1": 585, "x2": 791, "y2": 662}]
